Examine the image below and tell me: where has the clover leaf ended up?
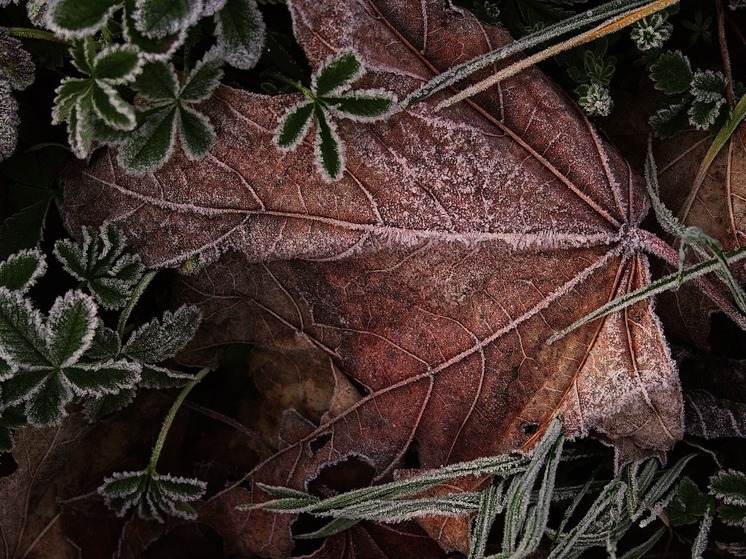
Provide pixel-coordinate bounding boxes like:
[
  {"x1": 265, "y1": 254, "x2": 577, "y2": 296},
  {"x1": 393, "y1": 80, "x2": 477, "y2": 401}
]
[
  {"x1": 99, "y1": 469, "x2": 207, "y2": 522},
  {"x1": 0, "y1": 249, "x2": 46, "y2": 294},
  {"x1": 273, "y1": 50, "x2": 397, "y2": 181},
  {"x1": 46, "y1": 0, "x2": 123, "y2": 38},
  {"x1": 53, "y1": 38, "x2": 143, "y2": 158},
  {"x1": 55, "y1": 223, "x2": 144, "y2": 310},
  {"x1": 117, "y1": 54, "x2": 222, "y2": 174},
  {"x1": 0, "y1": 288, "x2": 140, "y2": 426}
]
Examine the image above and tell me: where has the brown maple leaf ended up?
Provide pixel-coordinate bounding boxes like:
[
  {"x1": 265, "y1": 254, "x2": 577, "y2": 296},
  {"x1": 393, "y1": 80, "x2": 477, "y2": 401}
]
[{"x1": 60, "y1": 0, "x2": 706, "y2": 555}]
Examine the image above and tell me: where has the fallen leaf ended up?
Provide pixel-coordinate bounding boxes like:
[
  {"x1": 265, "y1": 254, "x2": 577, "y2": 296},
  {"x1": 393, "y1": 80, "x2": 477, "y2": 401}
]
[{"x1": 61, "y1": 0, "x2": 687, "y2": 554}]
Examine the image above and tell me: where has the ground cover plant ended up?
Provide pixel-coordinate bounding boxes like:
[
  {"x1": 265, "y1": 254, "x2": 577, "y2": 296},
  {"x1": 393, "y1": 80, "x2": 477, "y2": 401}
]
[{"x1": 1, "y1": 0, "x2": 746, "y2": 557}]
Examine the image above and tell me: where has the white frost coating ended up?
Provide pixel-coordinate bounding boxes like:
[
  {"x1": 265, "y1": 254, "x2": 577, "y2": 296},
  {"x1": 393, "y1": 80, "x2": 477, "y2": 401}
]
[
  {"x1": 325, "y1": 88, "x2": 398, "y2": 123},
  {"x1": 0, "y1": 249, "x2": 48, "y2": 294},
  {"x1": 92, "y1": 82, "x2": 137, "y2": 131},
  {"x1": 93, "y1": 44, "x2": 144, "y2": 85},
  {"x1": 46, "y1": 290, "x2": 98, "y2": 367},
  {"x1": 0, "y1": 287, "x2": 48, "y2": 368},
  {"x1": 214, "y1": 0, "x2": 266, "y2": 71},
  {"x1": 310, "y1": 48, "x2": 364, "y2": 96},
  {"x1": 273, "y1": 100, "x2": 314, "y2": 152},
  {"x1": 44, "y1": 0, "x2": 119, "y2": 38}
]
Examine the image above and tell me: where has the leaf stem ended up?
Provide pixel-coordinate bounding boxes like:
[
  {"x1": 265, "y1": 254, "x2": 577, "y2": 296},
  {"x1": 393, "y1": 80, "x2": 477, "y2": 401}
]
[
  {"x1": 7, "y1": 27, "x2": 69, "y2": 45},
  {"x1": 266, "y1": 72, "x2": 314, "y2": 99},
  {"x1": 548, "y1": 244, "x2": 746, "y2": 343},
  {"x1": 148, "y1": 366, "x2": 211, "y2": 473},
  {"x1": 438, "y1": 0, "x2": 679, "y2": 109},
  {"x1": 117, "y1": 269, "x2": 157, "y2": 339}
]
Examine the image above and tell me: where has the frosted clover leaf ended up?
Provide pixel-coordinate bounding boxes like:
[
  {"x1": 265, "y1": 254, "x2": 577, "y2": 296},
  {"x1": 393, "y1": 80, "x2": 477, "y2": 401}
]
[
  {"x1": 630, "y1": 13, "x2": 672, "y2": 51},
  {"x1": 710, "y1": 470, "x2": 746, "y2": 528},
  {"x1": 576, "y1": 82, "x2": 613, "y2": 117},
  {"x1": 53, "y1": 38, "x2": 143, "y2": 158},
  {"x1": 273, "y1": 50, "x2": 397, "y2": 181},
  {"x1": 99, "y1": 469, "x2": 207, "y2": 522},
  {"x1": 214, "y1": 0, "x2": 266, "y2": 70},
  {"x1": 0, "y1": 289, "x2": 140, "y2": 426},
  {"x1": 46, "y1": 0, "x2": 123, "y2": 38},
  {"x1": 54, "y1": 223, "x2": 144, "y2": 309},
  {"x1": 117, "y1": 54, "x2": 223, "y2": 174}
]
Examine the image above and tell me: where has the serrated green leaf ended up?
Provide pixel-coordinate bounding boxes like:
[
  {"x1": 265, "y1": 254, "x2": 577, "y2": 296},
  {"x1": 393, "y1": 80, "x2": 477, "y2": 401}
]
[
  {"x1": 70, "y1": 38, "x2": 96, "y2": 75},
  {"x1": 314, "y1": 107, "x2": 343, "y2": 181},
  {"x1": 46, "y1": 0, "x2": 121, "y2": 37},
  {"x1": 178, "y1": 105, "x2": 215, "y2": 160},
  {"x1": 180, "y1": 56, "x2": 223, "y2": 102},
  {"x1": 64, "y1": 360, "x2": 140, "y2": 396},
  {"x1": 53, "y1": 78, "x2": 91, "y2": 125},
  {"x1": 0, "y1": 288, "x2": 49, "y2": 367},
  {"x1": 718, "y1": 503, "x2": 746, "y2": 527},
  {"x1": 134, "y1": 60, "x2": 178, "y2": 101},
  {"x1": 649, "y1": 50, "x2": 692, "y2": 95},
  {"x1": 118, "y1": 105, "x2": 178, "y2": 174},
  {"x1": 68, "y1": 99, "x2": 97, "y2": 159},
  {"x1": 92, "y1": 82, "x2": 137, "y2": 130},
  {"x1": 667, "y1": 477, "x2": 708, "y2": 526},
  {"x1": 45, "y1": 290, "x2": 97, "y2": 367},
  {"x1": 0, "y1": 250, "x2": 46, "y2": 293},
  {"x1": 85, "y1": 322, "x2": 121, "y2": 360},
  {"x1": 134, "y1": 0, "x2": 203, "y2": 39},
  {"x1": 274, "y1": 101, "x2": 314, "y2": 150},
  {"x1": 139, "y1": 364, "x2": 193, "y2": 388},
  {"x1": 1, "y1": 369, "x2": 48, "y2": 407},
  {"x1": 123, "y1": 0, "x2": 185, "y2": 61},
  {"x1": 214, "y1": 0, "x2": 266, "y2": 71},
  {"x1": 93, "y1": 45, "x2": 143, "y2": 84},
  {"x1": 25, "y1": 372, "x2": 72, "y2": 426},
  {"x1": 650, "y1": 98, "x2": 690, "y2": 138},
  {"x1": 123, "y1": 305, "x2": 201, "y2": 363},
  {"x1": 710, "y1": 470, "x2": 746, "y2": 506},
  {"x1": 323, "y1": 92, "x2": 395, "y2": 120},
  {"x1": 83, "y1": 388, "x2": 135, "y2": 421},
  {"x1": 691, "y1": 70, "x2": 727, "y2": 104},
  {"x1": 313, "y1": 50, "x2": 361, "y2": 97},
  {"x1": 689, "y1": 98, "x2": 725, "y2": 130}
]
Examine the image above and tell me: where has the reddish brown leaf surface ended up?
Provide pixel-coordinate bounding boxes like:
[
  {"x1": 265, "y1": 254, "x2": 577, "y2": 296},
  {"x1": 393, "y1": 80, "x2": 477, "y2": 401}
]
[{"x1": 62, "y1": 0, "x2": 685, "y2": 555}]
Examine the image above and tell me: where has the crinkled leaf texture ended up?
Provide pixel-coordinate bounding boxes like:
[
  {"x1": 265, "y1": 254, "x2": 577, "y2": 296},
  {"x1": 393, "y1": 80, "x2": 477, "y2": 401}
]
[{"x1": 62, "y1": 0, "x2": 684, "y2": 555}]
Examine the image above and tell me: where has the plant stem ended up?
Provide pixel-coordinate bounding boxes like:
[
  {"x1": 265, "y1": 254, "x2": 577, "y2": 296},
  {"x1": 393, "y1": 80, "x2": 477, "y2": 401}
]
[
  {"x1": 266, "y1": 72, "x2": 314, "y2": 99},
  {"x1": 7, "y1": 27, "x2": 69, "y2": 45},
  {"x1": 117, "y1": 269, "x2": 158, "y2": 339},
  {"x1": 148, "y1": 367, "x2": 211, "y2": 473},
  {"x1": 438, "y1": 0, "x2": 679, "y2": 109}
]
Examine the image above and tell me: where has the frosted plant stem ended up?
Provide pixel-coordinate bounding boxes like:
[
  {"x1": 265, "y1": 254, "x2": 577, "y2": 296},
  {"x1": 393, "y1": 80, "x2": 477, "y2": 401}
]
[
  {"x1": 116, "y1": 269, "x2": 158, "y2": 339},
  {"x1": 148, "y1": 367, "x2": 211, "y2": 474},
  {"x1": 7, "y1": 27, "x2": 70, "y2": 45},
  {"x1": 438, "y1": 0, "x2": 679, "y2": 109},
  {"x1": 638, "y1": 229, "x2": 746, "y2": 332}
]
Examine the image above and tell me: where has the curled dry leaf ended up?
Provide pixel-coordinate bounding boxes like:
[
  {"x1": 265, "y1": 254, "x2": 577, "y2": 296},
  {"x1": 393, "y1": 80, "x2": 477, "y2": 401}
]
[
  {"x1": 654, "y1": 123, "x2": 746, "y2": 347},
  {"x1": 61, "y1": 0, "x2": 688, "y2": 555}
]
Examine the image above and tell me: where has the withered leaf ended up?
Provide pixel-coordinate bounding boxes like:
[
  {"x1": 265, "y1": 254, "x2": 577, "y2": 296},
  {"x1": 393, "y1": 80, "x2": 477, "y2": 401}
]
[{"x1": 62, "y1": 0, "x2": 685, "y2": 555}]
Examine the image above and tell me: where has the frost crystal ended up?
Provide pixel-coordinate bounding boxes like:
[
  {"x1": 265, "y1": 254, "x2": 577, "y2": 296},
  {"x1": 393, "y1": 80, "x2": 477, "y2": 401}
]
[
  {"x1": 0, "y1": 27, "x2": 36, "y2": 90},
  {"x1": 576, "y1": 82, "x2": 613, "y2": 117},
  {"x1": 0, "y1": 80, "x2": 19, "y2": 161},
  {"x1": 630, "y1": 14, "x2": 672, "y2": 51}
]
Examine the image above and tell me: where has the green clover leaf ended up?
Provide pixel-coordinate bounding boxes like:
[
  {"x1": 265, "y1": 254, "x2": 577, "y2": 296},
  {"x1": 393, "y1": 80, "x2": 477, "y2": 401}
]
[
  {"x1": 117, "y1": 54, "x2": 222, "y2": 174},
  {"x1": 273, "y1": 50, "x2": 397, "y2": 181}
]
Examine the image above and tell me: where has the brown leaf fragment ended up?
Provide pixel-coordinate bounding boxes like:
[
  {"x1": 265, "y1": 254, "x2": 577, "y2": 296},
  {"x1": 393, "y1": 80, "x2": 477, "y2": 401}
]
[
  {"x1": 61, "y1": 0, "x2": 686, "y2": 555},
  {"x1": 653, "y1": 124, "x2": 746, "y2": 348}
]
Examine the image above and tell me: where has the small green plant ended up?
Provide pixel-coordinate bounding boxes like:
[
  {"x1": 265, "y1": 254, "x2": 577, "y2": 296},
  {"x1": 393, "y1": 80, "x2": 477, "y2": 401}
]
[
  {"x1": 272, "y1": 50, "x2": 397, "y2": 181},
  {"x1": 0, "y1": 223, "x2": 202, "y2": 443}
]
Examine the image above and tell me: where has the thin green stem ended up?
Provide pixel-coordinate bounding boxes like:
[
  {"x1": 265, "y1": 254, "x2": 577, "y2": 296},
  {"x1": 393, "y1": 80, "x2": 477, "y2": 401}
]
[
  {"x1": 117, "y1": 269, "x2": 157, "y2": 339},
  {"x1": 7, "y1": 27, "x2": 70, "y2": 45},
  {"x1": 148, "y1": 367, "x2": 211, "y2": 473},
  {"x1": 266, "y1": 72, "x2": 315, "y2": 99},
  {"x1": 548, "y1": 245, "x2": 746, "y2": 344}
]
